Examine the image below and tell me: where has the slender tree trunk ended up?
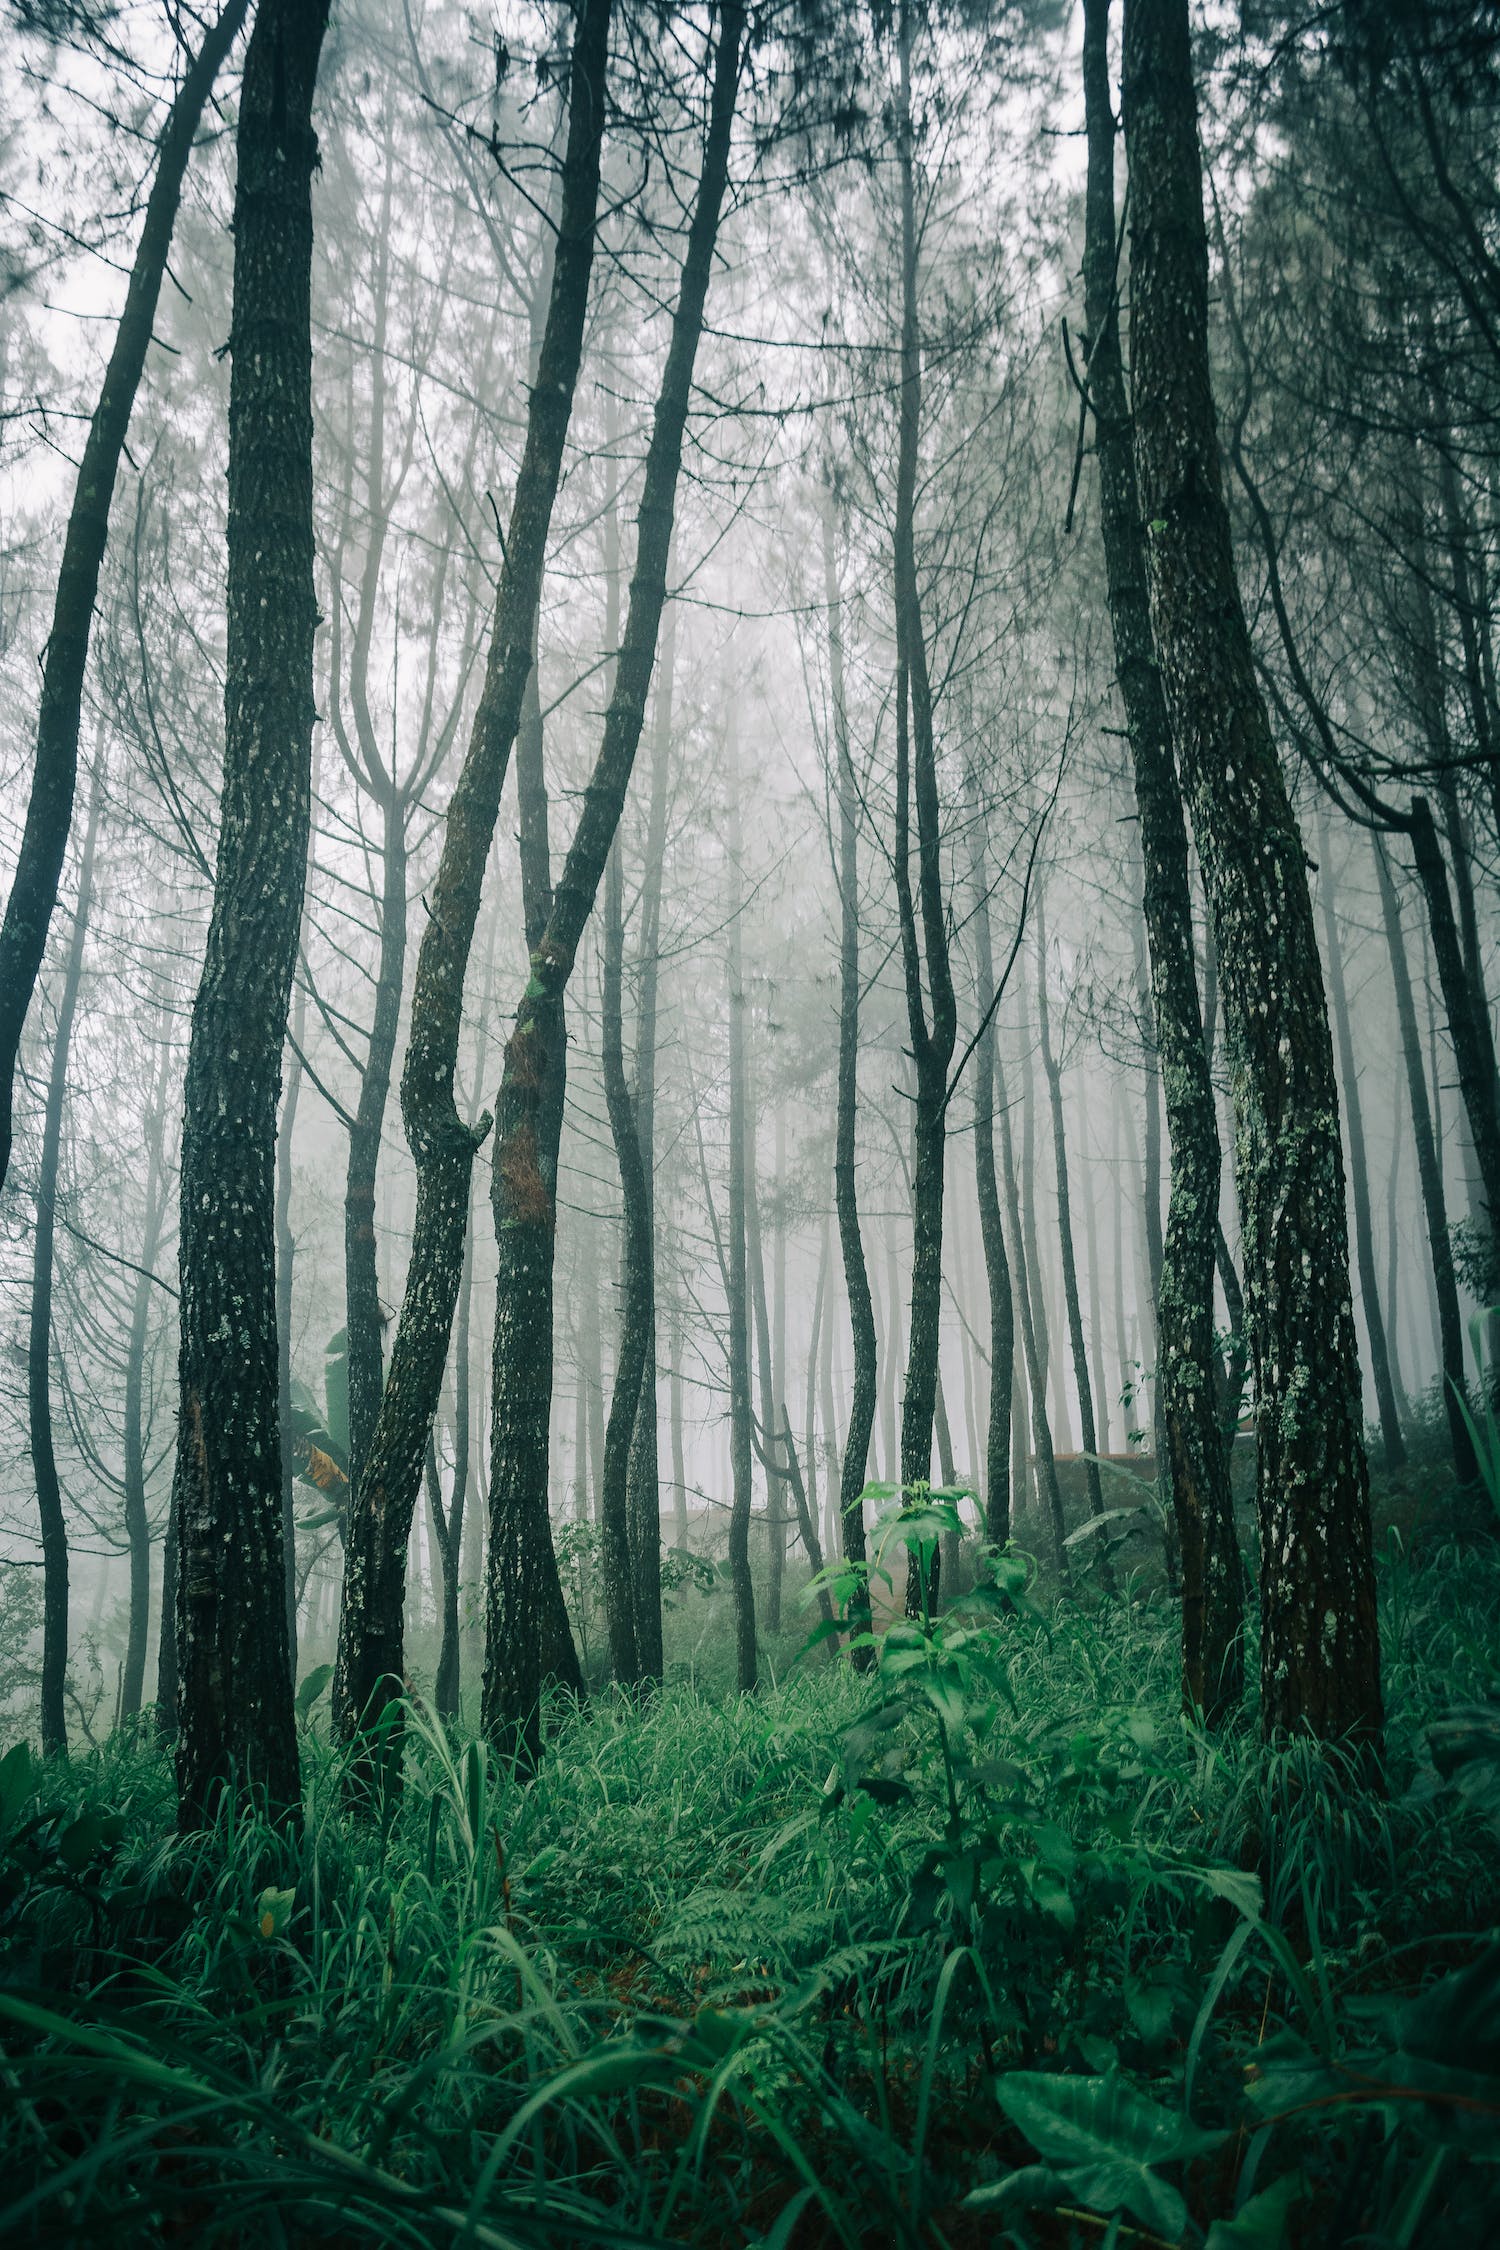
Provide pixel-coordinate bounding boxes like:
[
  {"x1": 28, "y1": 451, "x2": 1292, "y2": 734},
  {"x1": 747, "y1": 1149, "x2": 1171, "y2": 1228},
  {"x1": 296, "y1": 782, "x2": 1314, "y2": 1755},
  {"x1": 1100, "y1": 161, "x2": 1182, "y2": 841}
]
[
  {"x1": 30, "y1": 772, "x2": 102, "y2": 1755},
  {"x1": 1317, "y1": 812, "x2": 1406, "y2": 1467},
  {"x1": 969, "y1": 826, "x2": 1015, "y2": 1545},
  {"x1": 173, "y1": 0, "x2": 331, "y2": 1827},
  {"x1": 434, "y1": 1200, "x2": 475, "y2": 1719},
  {"x1": 343, "y1": 794, "x2": 408, "y2": 1490},
  {"x1": 670, "y1": 1322, "x2": 688, "y2": 1548},
  {"x1": 746, "y1": 1117, "x2": 783, "y2": 1633},
  {"x1": 0, "y1": 0, "x2": 249, "y2": 1189},
  {"x1": 483, "y1": 4, "x2": 743, "y2": 1763},
  {"x1": 121, "y1": 1029, "x2": 172, "y2": 1723},
  {"x1": 1123, "y1": 0, "x2": 1381, "y2": 1748},
  {"x1": 726, "y1": 743, "x2": 758, "y2": 1692},
  {"x1": 276, "y1": 993, "x2": 305, "y2": 1653},
  {"x1": 998, "y1": 1051, "x2": 1066, "y2": 1564},
  {"x1": 332, "y1": 0, "x2": 612, "y2": 1748},
  {"x1": 825, "y1": 474, "x2": 876, "y2": 1664},
  {"x1": 1035, "y1": 893, "x2": 1105, "y2": 1538},
  {"x1": 600, "y1": 842, "x2": 643, "y2": 1686},
  {"x1": 1375, "y1": 841, "x2": 1478, "y2": 1491},
  {"x1": 1081, "y1": 0, "x2": 1241, "y2": 1715}
]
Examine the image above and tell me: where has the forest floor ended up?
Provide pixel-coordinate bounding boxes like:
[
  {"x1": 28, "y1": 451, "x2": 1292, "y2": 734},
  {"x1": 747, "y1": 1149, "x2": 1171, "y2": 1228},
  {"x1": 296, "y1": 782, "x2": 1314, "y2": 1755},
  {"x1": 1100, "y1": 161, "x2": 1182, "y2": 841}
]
[{"x1": 2, "y1": 1496, "x2": 1499, "y2": 2247}]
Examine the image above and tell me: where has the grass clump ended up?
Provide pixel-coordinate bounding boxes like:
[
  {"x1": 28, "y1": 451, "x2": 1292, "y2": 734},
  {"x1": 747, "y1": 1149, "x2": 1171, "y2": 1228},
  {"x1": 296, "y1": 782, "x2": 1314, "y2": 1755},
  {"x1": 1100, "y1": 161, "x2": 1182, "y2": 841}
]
[{"x1": 1, "y1": 1515, "x2": 1498, "y2": 2246}]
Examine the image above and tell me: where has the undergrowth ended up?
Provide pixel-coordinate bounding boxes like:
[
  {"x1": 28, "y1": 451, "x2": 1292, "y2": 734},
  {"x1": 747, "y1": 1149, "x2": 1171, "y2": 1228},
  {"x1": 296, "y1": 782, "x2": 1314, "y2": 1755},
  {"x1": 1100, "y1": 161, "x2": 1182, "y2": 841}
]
[{"x1": 1, "y1": 1521, "x2": 1498, "y2": 2247}]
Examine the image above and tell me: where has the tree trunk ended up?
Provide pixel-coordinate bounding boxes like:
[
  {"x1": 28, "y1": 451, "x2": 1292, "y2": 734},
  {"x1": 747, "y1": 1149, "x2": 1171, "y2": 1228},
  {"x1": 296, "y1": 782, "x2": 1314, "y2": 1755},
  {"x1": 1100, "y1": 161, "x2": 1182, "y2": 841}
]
[
  {"x1": 600, "y1": 842, "x2": 644, "y2": 1686},
  {"x1": 30, "y1": 772, "x2": 102, "y2": 1755},
  {"x1": 173, "y1": 0, "x2": 331, "y2": 1828},
  {"x1": 968, "y1": 825, "x2": 1015, "y2": 1546},
  {"x1": 1375, "y1": 840, "x2": 1478, "y2": 1492},
  {"x1": 726, "y1": 738, "x2": 759, "y2": 1693},
  {"x1": 1034, "y1": 893, "x2": 1106, "y2": 1541},
  {"x1": 276, "y1": 992, "x2": 305, "y2": 1655},
  {"x1": 433, "y1": 1198, "x2": 475, "y2": 1719},
  {"x1": 998, "y1": 1052, "x2": 1066, "y2": 1565},
  {"x1": 1081, "y1": 0, "x2": 1242, "y2": 1716},
  {"x1": 1123, "y1": 0, "x2": 1381, "y2": 1749},
  {"x1": 332, "y1": 0, "x2": 612, "y2": 1749},
  {"x1": 1317, "y1": 811, "x2": 1407, "y2": 1467},
  {"x1": 746, "y1": 1116, "x2": 782, "y2": 1633},
  {"x1": 0, "y1": 0, "x2": 249, "y2": 1190},
  {"x1": 121, "y1": 1028, "x2": 172, "y2": 1724},
  {"x1": 483, "y1": 2, "x2": 743, "y2": 1764}
]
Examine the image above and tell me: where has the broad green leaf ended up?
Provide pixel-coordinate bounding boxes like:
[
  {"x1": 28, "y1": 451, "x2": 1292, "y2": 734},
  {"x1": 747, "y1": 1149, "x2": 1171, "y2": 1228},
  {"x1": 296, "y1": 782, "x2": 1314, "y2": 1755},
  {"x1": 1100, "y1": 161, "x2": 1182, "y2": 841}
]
[
  {"x1": 295, "y1": 1662, "x2": 334, "y2": 1719},
  {"x1": 995, "y1": 2071, "x2": 1225, "y2": 2238}
]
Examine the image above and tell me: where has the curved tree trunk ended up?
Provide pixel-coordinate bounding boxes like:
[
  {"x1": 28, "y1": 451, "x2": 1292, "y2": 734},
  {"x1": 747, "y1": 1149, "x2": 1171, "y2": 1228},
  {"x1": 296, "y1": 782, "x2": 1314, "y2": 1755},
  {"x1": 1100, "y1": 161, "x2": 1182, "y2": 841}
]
[
  {"x1": 825, "y1": 481, "x2": 876, "y2": 1666},
  {"x1": 1081, "y1": 0, "x2": 1241, "y2": 1717},
  {"x1": 968, "y1": 824, "x2": 1015, "y2": 1547},
  {"x1": 1123, "y1": 0, "x2": 1380, "y2": 1749},
  {"x1": 482, "y1": 1, "x2": 744, "y2": 1764},
  {"x1": 173, "y1": 0, "x2": 331, "y2": 1829},
  {"x1": 0, "y1": 0, "x2": 249, "y2": 1191},
  {"x1": 332, "y1": 0, "x2": 612, "y2": 1748},
  {"x1": 600, "y1": 842, "x2": 645, "y2": 1686}
]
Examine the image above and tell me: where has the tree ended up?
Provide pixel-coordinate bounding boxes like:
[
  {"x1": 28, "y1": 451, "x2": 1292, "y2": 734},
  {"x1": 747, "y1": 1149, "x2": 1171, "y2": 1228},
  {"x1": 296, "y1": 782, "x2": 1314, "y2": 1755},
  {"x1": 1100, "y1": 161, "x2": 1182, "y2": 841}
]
[
  {"x1": 1122, "y1": 0, "x2": 1381, "y2": 1749},
  {"x1": 0, "y1": 0, "x2": 249, "y2": 1192},
  {"x1": 1080, "y1": 0, "x2": 1241, "y2": 1720},
  {"x1": 483, "y1": 0, "x2": 746, "y2": 1763},
  {"x1": 332, "y1": 0, "x2": 614, "y2": 1752},
  {"x1": 172, "y1": 0, "x2": 332, "y2": 1828}
]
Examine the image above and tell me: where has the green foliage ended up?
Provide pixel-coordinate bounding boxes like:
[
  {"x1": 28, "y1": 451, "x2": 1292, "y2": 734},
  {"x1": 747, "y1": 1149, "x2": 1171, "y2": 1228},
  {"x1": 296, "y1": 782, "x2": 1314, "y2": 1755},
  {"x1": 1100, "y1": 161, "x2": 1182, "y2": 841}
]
[{"x1": 0, "y1": 1534, "x2": 1496, "y2": 2244}]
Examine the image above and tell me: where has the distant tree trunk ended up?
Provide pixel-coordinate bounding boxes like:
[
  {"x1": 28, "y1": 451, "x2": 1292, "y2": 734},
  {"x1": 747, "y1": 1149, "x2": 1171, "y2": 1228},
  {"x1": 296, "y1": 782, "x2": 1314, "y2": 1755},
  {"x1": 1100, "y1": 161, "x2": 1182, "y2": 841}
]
[
  {"x1": 825, "y1": 473, "x2": 875, "y2": 1663},
  {"x1": 804, "y1": 1222, "x2": 829, "y2": 1554},
  {"x1": 1082, "y1": 0, "x2": 1241, "y2": 1716},
  {"x1": 1317, "y1": 812, "x2": 1406, "y2": 1468},
  {"x1": 121, "y1": 1029, "x2": 172, "y2": 1723},
  {"x1": 726, "y1": 766, "x2": 758, "y2": 1693},
  {"x1": 1034, "y1": 892, "x2": 1105, "y2": 1542},
  {"x1": 1375, "y1": 840, "x2": 1478, "y2": 1491},
  {"x1": 483, "y1": 2, "x2": 743, "y2": 1764},
  {"x1": 332, "y1": 0, "x2": 611, "y2": 1751},
  {"x1": 626, "y1": 612, "x2": 674, "y2": 1683},
  {"x1": 0, "y1": 0, "x2": 249, "y2": 1191},
  {"x1": 1384, "y1": 1092, "x2": 1412, "y2": 1425},
  {"x1": 998, "y1": 1052, "x2": 1066, "y2": 1564},
  {"x1": 174, "y1": 0, "x2": 331, "y2": 1828},
  {"x1": 600, "y1": 842, "x2": 643, "y2": 1686},
  {"x1": 746, "y1": 1123, "x2": 783, "y2": 1633},
  {"x1": 30, "y1": 772, "x2": 102, "y2": 1756},
  {"x1": 276, "y1": 993, "x2": 305, "y2": 1653},
  {"x1": 1408, "y1": 796, "x2": 1500, "y2": 1265},
  {"x1": 1016, "y1": 982, "x2": 1053, "y2": 1426},
  {"x1": 1135, "y1": 913, "x2": 1166, "y2": 1328},
  {"x1": 969, "y1": 827, "x2": 1015, "y2": 1545},
  {"x1": 1123, "y1": 0, "x2": 1381, "y2": 1748},
  {"x1": 1083, "y1": 1147, "x2": 1111, "y2": 1456},
  {"x1": 670, "y1": 1322, "x2": 688, "y2": 1548}
]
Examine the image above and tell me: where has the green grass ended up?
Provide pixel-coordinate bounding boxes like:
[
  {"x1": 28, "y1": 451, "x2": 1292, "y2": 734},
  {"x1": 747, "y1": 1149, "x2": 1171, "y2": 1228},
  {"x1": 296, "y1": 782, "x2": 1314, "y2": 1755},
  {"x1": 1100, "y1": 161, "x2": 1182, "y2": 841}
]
[{"x1": 2, "y1": 1523, "x2": 1498, "y2": 2247}]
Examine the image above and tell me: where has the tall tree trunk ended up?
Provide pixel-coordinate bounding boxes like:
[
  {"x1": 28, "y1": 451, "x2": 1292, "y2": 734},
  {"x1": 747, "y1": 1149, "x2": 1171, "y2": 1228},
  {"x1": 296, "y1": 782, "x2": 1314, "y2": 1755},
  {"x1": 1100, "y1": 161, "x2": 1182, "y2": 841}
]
[
  {"x1": 626, "y1": 612, "x2": 674, "y2": 1683},
  {"x1": 1317, "y1": 812, "x2": 1407, "y2": 1467},
  {"x1": 600, "y1": 842, "x2": 644, "y2": 1686},
  {"x1": 433, "y1": 1198, "x2": 475, "y2": 1719},
  {"x1": 332, "y1": 0, "x2": 612, "y2": 1748},
  {"x1": 998, "y1": 1051, "x2": 1066, "y2": 1564},
  {"x1": 483, "y1": 3, "x2": 743, "y2": 1764},
  {"x1": 30, "y1": 772, "x2": 102, "y2": 1755},
  {"x1": 173, "y1": 0, "x2": 331, "y2": 1828},
  {"x1": 825, "y1": 475, "x2": 876, "y2": 1663},
  {"x1": 121, "y1": 1028, "x2": 172, "y2": 1724},
  {"x1": 892, "y1": 1, "x2": 958, "y2": 1617},
  {"x1": 670, "y1": 1320, "x2": 688, "y2": 1548},
  {"x1": 1081, "y1": 0, "x2": 1241, "y2": 1716},
  {"x1": 726, "y1": 736, "x2": 758, "y2": 1693},
  {"x1": 1034, "y1": 892, "x2": 1106, "y2": 1540},
  {"x1": 1123, "y1": 0, "x2": 1381, "y2": 1748},
  {"x1": 969, "y1": 824, "x2": 1015, "y2": 1545},
  {"x1": 1375, "y1": 840, "x2": 1478, "y2": 1492},
  {"x1": 0, "y1": 0, "x2": 249, "y2": 1190},
  {"x1": 746, "y1": 1116, "x2": 783, "y2": 1633}
]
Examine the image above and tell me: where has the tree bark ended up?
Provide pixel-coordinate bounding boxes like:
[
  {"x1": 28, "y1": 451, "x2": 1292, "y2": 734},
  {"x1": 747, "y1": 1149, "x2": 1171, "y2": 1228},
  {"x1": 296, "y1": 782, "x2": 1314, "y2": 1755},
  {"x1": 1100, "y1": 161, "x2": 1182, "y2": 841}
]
[
  {"x1": 726, "y1": 731, "x2": 758, "y2": 1693},
  {"x1": 332, "y1": 0, "x2": 612, "y2": 1748},
  {"x1": 173, "y1": 0, "x2": 331, "y2": 1828},
  {"x1": 0, "y1": 0, "x2": 249, "y2": 1191},
  {"x1": 483, "y1": 2, "x2": 744, "y2": 1763},
  {"x1": 1123, "y1": 0, "x2": 1381, "y2": 1748},
  {"x1": 600, "y1": 842, "x2": 644, "y2": 1686},
  {"x1": 30, "y1": 771, "x2": 102, "y2": 1755},
  {"x1": 1081, "y1": 0, "x2": 1242, "y2": 1716},
  {"x1": 276, "y1": 993, "x2": 305, "y2": 1654},
  {"x1": 998, "y1": 1052, "x2": 1066, "y2": 1565}
]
